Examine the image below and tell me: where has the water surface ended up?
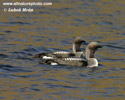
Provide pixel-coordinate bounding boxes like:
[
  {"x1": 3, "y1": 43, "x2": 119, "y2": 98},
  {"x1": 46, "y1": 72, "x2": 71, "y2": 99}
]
[{"x1": 0, "y1": 0, "x2": 125, "y2": 100}]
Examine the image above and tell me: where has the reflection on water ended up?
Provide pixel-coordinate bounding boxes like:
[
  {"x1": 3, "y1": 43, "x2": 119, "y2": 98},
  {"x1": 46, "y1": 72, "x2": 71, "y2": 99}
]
[{"x1": 0, "y1": 0, "x2": 125, "y2": 100}]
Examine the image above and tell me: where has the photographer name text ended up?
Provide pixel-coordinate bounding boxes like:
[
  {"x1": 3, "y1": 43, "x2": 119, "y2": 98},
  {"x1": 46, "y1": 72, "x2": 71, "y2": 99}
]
[
  {"x1": 3, "y1": 2, "x2": 52, "y2": 12},
  {"x1": 4, "y1": 8, "x2": 33, "y2": 12}
]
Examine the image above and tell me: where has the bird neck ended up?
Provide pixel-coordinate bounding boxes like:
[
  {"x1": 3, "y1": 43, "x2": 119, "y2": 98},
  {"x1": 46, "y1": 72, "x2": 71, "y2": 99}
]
[
  {"x1": 85, "y1": 48, "x2": 95, "y2": 60},
  {"x1": 72, "y1": 43, "x2": 81, "y2": 53},
  {"x1": 85, "y1": 48, "x2": 98, "y2": 67}
]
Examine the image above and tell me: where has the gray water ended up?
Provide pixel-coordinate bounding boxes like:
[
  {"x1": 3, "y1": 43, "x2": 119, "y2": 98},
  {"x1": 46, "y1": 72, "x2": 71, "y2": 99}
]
[{"x1": 0, "y1": 0, "x2": 125, "y2": 100}]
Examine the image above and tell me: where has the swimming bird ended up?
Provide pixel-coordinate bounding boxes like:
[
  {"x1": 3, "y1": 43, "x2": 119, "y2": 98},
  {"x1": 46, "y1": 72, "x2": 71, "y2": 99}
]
[
  {"x1": 40, "y1": 42, "x2": 102, "y2": 67},
  {"x1": 34, "y1": 37, "x2": 86, "y2": 58}
]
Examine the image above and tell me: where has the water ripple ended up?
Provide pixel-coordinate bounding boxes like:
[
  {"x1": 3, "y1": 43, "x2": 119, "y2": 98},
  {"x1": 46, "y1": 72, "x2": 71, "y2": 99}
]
[
  {"x1": 0, "y1": 64, "x2": 31, "y2": 73},
  {"x1": 0, "y1": 54, "x2": 8, "y2": 58},
  {"x1": 2, "y1": 22, "x2": 31, "y2": 25}
]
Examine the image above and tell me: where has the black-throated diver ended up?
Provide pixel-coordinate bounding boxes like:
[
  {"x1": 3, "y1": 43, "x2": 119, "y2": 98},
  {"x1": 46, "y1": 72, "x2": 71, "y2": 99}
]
[
  {"x1": 40, "y1": 42, "x2": 102, "y2": 67},
  {"x1": 34, "y1": 37, "x2": 86, "y2": 58}
]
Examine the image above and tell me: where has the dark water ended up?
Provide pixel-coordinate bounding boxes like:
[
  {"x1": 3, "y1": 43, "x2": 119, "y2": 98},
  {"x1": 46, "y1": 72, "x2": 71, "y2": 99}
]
[{"x1": 0, "y1": 0, "x2": 125, "y2": 100}]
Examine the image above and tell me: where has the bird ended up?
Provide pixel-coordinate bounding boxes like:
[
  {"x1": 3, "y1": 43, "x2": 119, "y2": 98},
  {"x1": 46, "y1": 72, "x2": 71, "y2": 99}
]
[
  {"x1": 34, "y1": 37, "x2": 86, "y2": 59},
  {"x1": 40, "y1": 42, "x2": 102, "y2": 67}
]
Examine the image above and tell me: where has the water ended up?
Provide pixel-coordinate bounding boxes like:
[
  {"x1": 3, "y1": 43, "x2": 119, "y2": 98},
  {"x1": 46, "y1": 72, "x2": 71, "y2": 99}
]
[{"x1": 0, "y1": 0, "x2": 125, "y2": 100}]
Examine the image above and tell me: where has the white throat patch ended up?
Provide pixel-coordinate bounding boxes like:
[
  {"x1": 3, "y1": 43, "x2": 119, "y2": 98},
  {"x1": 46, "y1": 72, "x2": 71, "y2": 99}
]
[{"x1": 87, "y1": 58, "x2": 98, "y2": 68}]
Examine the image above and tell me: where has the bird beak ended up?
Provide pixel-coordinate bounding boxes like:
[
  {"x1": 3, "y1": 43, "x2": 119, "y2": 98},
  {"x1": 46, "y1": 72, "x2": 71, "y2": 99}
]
[
  {"x1": 82, "y1": 40, "x2": 86, "y2": 43},
  {"x1": 98, "y1": 45, "x2": 102, "y2": 48}
]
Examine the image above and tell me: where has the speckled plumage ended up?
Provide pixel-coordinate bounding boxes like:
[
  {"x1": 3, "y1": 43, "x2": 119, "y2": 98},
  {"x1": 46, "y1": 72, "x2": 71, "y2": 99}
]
[
  {"x1": 34, "y1": 37, "x2": 85, "y2": 59},
  {"x1": 40, "y1": 41, "x2": 102, "y2": 67}
]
